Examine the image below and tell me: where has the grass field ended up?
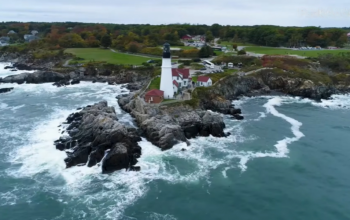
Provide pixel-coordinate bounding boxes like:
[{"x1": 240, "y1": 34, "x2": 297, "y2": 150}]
[
  {"x1": 65, "y1": 48, "x2": 154, "y2": 65},
  {"x1": 148, "y1": 77, "x2": 161, "y2": 90},
  {"x1": 220, "y1": 41, "x2": 257, "y2": 47},
  {"x1": 244, "y1": 46, "x2": 350, "y2": 57}
]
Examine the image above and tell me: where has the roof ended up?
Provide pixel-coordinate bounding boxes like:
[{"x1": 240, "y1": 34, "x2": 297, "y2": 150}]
[
  {"x1": 145, "y1": 89, "x2": 164, "y2": 97},
  {"x1": 177, "y1": 69, "x2": 190, "y2": 79},
  {"x1": 172, "y1": 68, "x2": 190, "y2": 79},
  {"x1": 347, "y1": 33, "x2": 350, "y2": 36},
  {"x1": 197, "y1": 76, "x2": 211, "y2": 82},
  {"x1": 182, "y1": 35, "x2": 192, "y2": 39},
  {"x1": 173, "y1": 80, "x2": 179, "y2": 87},
  {"x1": 172, "y1": 69, "x2": 180, "y2": 77}
]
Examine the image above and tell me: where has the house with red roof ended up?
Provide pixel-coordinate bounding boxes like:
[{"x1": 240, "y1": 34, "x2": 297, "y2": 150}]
[
  {"x1": 144, "y1": 89, "x2": 164, "y2": 104},
  {"x1": 173, "y1": 80, "x2": 179, "y2": 93},
  {"x1": 181, "y1": 34, "x2": 192, "y2": 41},
  {"x1": 172, "y1": 68, "x2": 191, "y2": 89},
  {"x1": 196, "y1": 76, "x2": 212, "y2": 87}
]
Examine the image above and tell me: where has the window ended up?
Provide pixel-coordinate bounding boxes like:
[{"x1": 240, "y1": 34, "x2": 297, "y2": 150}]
[{"x1": 177, "y1": 77, "x2": 179, "y2": 80}]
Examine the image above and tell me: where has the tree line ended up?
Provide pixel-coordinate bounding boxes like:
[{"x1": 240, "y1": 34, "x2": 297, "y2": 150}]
[{"x1": 0, "y1": 22, "x2": 349, "y2": 51}]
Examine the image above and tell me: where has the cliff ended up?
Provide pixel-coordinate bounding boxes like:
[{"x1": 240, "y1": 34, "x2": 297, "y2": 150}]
[{"x1": 195, "y1": 69, "x2": 350, "y2": 102}]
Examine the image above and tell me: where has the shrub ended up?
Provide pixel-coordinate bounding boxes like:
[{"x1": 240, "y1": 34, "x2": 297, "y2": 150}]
[
  {"x1": 178, "y1": 60, "x2": 191, "y2": 65},
  {"x1": 237, "y1": 49, "x2": 246, "y2": 55},
  {"x1": 192, "y1": 58, "x2": 201, "y2": 62}
]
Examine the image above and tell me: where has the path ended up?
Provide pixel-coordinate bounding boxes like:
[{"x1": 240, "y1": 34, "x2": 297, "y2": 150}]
[
  {"x1": 109, "y1": 49, "x2": 157, "y2": 58},
  {"x1": 238, "y1": 46, "x2": 306, "y2": 59},
  {"x1": 63, "y1": 59, "x2": 71, "y2": 67}
]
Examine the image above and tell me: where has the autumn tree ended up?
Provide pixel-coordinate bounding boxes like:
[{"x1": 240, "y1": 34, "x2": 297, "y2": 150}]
[
  {"x1": 101, "y1": 34, "x2": 112, "y2": 48},
  {"x1": 58, "y1": 33, "x2": 85, "y2": 48}
]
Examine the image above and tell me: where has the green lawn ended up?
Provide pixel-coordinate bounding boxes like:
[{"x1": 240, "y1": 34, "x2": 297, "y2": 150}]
[
  {"x1": 220, "y1": 41, "x2": 257, "y2": 47},
  {"x1": 65, "y1": 48, "x2": 153, "y2": 65},
  {"x1": 245, "y1": 46, "x2": 350, "y2": 57},
  {"x1": 148, "y1": 77, "x2": 161, "y2": 90}
]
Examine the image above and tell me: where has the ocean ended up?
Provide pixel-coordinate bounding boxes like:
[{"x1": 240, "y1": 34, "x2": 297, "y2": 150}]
[{"x1": 1, "y1": 62, "x2": 350, "y2": 220}]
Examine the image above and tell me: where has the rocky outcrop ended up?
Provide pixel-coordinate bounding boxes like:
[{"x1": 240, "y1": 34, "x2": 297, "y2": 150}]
[
  {"x1": 2, "y1": 71, "x2": 68, "y2": 84},
  {"x1": 0, "y1": 87, "x2": 14, "y2": 93},
  {"x1": 118, "y1": 95, "x2": 228, "y2": 151},
  {"x1": 54, "y1": 101, "x2": 142, "y2": 173},
  {"x1": 203, "y1": 71, "x2": 350, "y2": 101}
]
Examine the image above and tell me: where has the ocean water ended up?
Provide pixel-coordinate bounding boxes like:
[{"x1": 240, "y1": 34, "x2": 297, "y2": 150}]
[{"x1": 1, "y1": 62, "x2": 350, "y2": 220}]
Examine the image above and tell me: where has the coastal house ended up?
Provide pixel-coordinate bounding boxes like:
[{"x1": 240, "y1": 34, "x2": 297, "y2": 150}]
[
  {"x1": 181, "y1": 34, "x2": 192, "y2": 41},
  {"x1": 144, "y1": 89, "x2": 164, "y2": 104},
  {"x1": 0, "y1": 36, "x2": 10, "y2": 45},
  {"x1": 192, "y1": 35, "x2": 206, "y2": 42},
  {"x1": 7, "y1": 30, "x2": 16, "y2": 35},
  {"x1": 24, "y1": 34, "x2": 39, "y2": 43},
  {"x1": 173, "y1": 80, "x2": 179, "y2": 93},
  {"x1": 196, "y1": 76, "x2": 212, "y2": 87},
  {"x1": 172, "y1": 68, "x2": 191, "y2": 89},
  {"x1": 31, "y1": 30, "x2": 39, "y2": 36}
]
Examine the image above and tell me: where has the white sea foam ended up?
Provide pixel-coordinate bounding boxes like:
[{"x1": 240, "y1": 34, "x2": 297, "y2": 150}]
[
  {"x1": 311, "y1": 94, "x2": 350, "y2": 109},
  {"x1": 0, "y1": 62, "x2": 36, "y2": 78}
]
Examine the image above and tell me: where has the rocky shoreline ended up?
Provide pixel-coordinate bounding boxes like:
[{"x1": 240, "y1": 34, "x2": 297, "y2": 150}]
[
  {"x1": 54, "y1": 101, "x2": 143, "y2": 173},
  {"x1": 3, "y1": 60, "x2": 350, "y2": 174}
]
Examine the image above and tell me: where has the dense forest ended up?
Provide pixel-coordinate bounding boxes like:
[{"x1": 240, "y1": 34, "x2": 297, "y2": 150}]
[{"x1": 0, "y1": 22, "x2": 349, "y2": 51}]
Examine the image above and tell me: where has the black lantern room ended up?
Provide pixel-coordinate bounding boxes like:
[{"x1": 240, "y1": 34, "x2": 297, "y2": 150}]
[{"x1": 162, "y1": 43, "x2": 171, "y2": 58}]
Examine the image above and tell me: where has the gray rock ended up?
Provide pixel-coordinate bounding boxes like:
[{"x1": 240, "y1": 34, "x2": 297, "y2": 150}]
[{"x1": 54, "y1": 101, "x2": 142, "y2": 173}]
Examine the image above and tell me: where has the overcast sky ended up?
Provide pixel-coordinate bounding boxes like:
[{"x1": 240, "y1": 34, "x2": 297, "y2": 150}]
[{"x1": 1, "y1": 0, "x2": 349, "y2": 27}]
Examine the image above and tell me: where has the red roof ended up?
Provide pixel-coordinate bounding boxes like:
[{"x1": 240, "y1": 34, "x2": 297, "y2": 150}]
[
  {"x1": 172, "y1": 68, "x2": 190, "y2": 79},
  {"x1": 145, "y1": 89, "x2": 164, "y2": 97},
  {"x1": 172, "y1": 69, "x2": 180, "y2": 77},
  {"x1": 181, "y1": 35, "x2": 192, "y2": 39},
  {"x1": 197, "y1": 76, "x2": 210, "y2": 82},
  {"x1": 177, "y1": 69, "x2": 190, "y2": 79},
  {"x1": 173, "y1": 80, "x2": 179, "y2": 87}
]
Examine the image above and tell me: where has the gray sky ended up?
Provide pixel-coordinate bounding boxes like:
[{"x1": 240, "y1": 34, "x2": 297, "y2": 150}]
[{"x1": 1, "y1": 0, "x2": 349, "y2": 27}]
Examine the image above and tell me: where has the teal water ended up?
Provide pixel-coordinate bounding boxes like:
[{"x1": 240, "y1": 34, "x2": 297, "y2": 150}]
[{"x1": 1, "y1": 63, "x2": 350, "y2": 220}]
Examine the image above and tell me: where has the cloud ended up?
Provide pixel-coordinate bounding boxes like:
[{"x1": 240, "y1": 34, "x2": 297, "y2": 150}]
[{"x1": 0, "y1": 0, "x2": 349, "y2": 27}]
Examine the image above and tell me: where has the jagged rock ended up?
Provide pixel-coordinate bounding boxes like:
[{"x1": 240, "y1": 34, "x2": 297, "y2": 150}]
[
  {"x1": 3, "y1": 71, "x2": 67, "y2": 84},
  {"x1": 70, "y1": 78, "x2": 80, "y2": 85},
  {"x1": 118, "y1": 95, "x2": 227, "y2": 150},
  {"x1": 13, "y1": 63, "x2": 32, "y2": 70},
  {"x1": 54, "y1": 101, "x2": 142, "y2": 173},
  {"x1": 232, "y1": 114, "x2": 244, "y2": 120},
  {"x1": 4, "y1": 66, "x2": 14, "y2": 69},
  {"x1": 0, "y1": 87, "x2": 14, "y2": 93}
]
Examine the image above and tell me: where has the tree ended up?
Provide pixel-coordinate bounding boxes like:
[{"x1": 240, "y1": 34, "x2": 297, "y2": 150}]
[
  {"x1": 198, "y1": 45, "x2": 213, "y2": 58},
  {"x1": 238, "y1": 49, "x2": 246, "y2": 55},
  {"x1": 58, "y1": 33, "x2": 86, "y2": 48},
  {"x1": 101, "y1": 34, "x2": 112, "y2": 48},
  {"x1": 205, "y1": 31, "x2": 214, "y2": 43},
  {"x1": 232, "y1": 44, "x2": 238, "y2": 51}
]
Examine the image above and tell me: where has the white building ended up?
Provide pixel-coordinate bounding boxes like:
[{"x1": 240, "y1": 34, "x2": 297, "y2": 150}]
[
  {"x1": 196, "y1": 76, "x2": 212, "y2": 87},
  {"x1": 173, "y1": 80, "x2": 179, "y2": 93},
  {"x1": 160, "y1": 43, "x2": 174, "y2": 98},
  {"x1": 172, "y1": 68, "x2": 191, "y2": 89}
]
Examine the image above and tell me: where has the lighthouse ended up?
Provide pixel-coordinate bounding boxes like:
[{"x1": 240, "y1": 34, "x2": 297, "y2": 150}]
[{"x1": 160, "y1": 43, "x2": 174, "y2": 99}]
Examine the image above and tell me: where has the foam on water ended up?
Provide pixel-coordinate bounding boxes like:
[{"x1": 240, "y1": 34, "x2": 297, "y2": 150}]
[
  {"x1": 3, "y1": 79, "x2": 350, "y2": 219},
  {"x1": 0, "y1": 62, "x2": 36, "y2": 78}
]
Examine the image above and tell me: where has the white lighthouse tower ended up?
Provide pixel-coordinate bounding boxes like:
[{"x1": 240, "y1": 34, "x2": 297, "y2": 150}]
[{"x1": 160, "y1": 43, "x2": 174, "y2": 99}]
